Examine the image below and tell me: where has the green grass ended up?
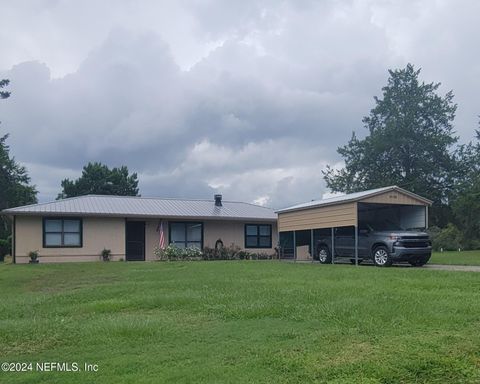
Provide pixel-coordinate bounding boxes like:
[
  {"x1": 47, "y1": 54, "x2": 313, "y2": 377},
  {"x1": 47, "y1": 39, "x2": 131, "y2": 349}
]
[
  {"x1": 430, "y1": 250, "x2": 480, "y2": 266},
  {"x1": 1, "y1": 261, "x2": 480, "y2": 383}
]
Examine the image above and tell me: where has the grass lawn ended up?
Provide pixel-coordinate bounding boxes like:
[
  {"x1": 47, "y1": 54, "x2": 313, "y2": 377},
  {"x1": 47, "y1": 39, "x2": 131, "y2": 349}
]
[
  {"x1": 1, "y1": 261, "x2": 480, "y2": 383},
  {"x1": 430, "y1": 250, "x2": 480, "y2": 266}
]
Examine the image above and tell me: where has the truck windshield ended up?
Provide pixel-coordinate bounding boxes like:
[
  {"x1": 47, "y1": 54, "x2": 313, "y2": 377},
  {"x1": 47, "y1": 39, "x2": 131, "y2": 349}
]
[{"x1": 362, "y1": 221, "x2": 404, "y2": 231}]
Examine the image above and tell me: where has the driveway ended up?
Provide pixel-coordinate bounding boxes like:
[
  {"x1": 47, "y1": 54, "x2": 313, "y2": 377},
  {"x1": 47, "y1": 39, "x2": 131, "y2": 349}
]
[
  {"x1": 424, "y1": 264, "x2": 480, "y2": 272},
  {"x1": 290, "y1": 259, "x2": 480, "y2": 272}
]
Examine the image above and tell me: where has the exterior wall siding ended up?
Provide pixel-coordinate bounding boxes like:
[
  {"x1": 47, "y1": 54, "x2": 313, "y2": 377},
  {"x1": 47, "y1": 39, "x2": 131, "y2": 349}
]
[
  {"x1": 14, "y1": 216, "x2": 277, "y2": 263},
  {"x1": 145, "y1": 219, "x2": 160, "y2": 261},
  {"x1": 145, "y1": 219, "x2": 278, "y2": 260},
  {"x1": 203, "y1": 220, "x2": 278, "y2": 253},
  {"x1": 278, "y1": 202, "x2": 357, "y2": 232},
  {"x1": 15, "y1": 216, "x2": 126, "y2": 263},
  {"x1": 359, "y1": 190, "x2": 425, "y2": 205}
]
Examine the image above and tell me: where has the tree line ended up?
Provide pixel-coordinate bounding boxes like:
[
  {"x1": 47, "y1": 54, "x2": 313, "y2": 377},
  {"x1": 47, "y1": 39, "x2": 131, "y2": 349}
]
[{"x1": 1, "y1": 63, "x2": 480, "y2": 257}]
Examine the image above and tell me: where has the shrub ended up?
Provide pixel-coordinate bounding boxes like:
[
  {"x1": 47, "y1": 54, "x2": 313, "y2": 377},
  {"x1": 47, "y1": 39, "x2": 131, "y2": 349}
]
[
  {"x1": 154, "y1": 244, "x2": 276, "y2": 261},
  {"x1": 28, "y1": 250, "x2": 39, "y2": 264},
  {"x1": 203, "y1": 244, "x2": 244, "y2": 260},
  {"x1": 154, "y1": 245, "x2": 202, "y2": 261},
  {"x1": 201, "y1": 247, "x2": 216, "y2": 260},
  {"x1": 429, "y1": 224, "x2": 462, "y2": 251},
  {"x1": 101, "y1": 248, "x2": 111, "y2": 262},
  {"x1": 183, "y1": 247, "x2": 203, "y2": 261},
  {"x1": 0, "y1": 237, "x2": 11, "y2": 262},
  {"x1": 3, "y1": 255, "x2": 13, "y2": 264}
]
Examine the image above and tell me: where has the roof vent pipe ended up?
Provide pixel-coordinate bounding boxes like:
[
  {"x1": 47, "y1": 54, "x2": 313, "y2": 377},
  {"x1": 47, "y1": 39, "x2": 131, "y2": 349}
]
[{"x1": 214, "y1": 194, "x2": 222, "y2": 207}]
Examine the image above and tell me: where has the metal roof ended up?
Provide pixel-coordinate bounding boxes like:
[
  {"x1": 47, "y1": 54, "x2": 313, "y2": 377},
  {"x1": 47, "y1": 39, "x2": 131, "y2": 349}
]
[
  {"x1": 2, "y1": 195, "x2": 277, "y2": 221},
  {"x1": 276, "y1": 186, "x2": 432, "y2": 213}
]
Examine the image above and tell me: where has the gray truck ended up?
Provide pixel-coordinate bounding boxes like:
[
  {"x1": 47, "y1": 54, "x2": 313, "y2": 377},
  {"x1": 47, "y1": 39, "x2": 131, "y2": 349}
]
[{"x1": 315, "y1": 221, "x2": 432, "y2": 267}]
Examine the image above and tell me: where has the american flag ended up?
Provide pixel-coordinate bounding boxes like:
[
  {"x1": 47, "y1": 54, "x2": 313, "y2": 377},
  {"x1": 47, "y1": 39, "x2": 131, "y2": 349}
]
[{"x1": 157, "y1": 221, "x2": 166, "y2": 249}]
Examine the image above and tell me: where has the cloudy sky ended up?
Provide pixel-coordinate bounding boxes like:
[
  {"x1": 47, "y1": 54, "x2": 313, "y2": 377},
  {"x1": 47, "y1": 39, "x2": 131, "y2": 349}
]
[{"x1": 0, "y1": 0, "x2": 479, "y2": 208}]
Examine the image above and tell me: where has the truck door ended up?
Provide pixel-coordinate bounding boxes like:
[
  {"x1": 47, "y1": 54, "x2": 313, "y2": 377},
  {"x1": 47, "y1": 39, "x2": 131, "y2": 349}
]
[{"x1": 335, "y1": 226, "x2": 355, "y2": 257}]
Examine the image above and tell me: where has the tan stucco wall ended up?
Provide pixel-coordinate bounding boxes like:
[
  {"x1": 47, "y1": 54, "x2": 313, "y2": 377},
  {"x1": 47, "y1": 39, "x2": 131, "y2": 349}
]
[
  {"x1": 278, "y1": 202, "x2": 357, "y2": 232},
  {"x1": 144, "y1": 219, "x2": 278, "y2": 260},
  {"x1": 14, "y1": 216, "x2": 277, "y2": 263},
  {"x1": 145, "y1": 219, "x2": 160, "y2": 261},
  {"x1": 203, "y1": 220, "x2": 278, "y2": 253},
  {"x1": 15, "y1": 216, "x2": 125, "y2": 263}
]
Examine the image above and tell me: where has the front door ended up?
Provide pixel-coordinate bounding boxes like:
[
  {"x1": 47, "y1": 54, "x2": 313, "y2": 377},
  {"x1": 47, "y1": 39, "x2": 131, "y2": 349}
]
[{"x1": 126, "y1": 221, "x2": 145, "y2": 261}]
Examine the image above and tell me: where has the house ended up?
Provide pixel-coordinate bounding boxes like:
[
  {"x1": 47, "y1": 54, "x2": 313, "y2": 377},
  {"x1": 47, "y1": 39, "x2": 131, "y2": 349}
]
[{"x1": 2, "y1": 194, "x2": 278, "y2": 263}]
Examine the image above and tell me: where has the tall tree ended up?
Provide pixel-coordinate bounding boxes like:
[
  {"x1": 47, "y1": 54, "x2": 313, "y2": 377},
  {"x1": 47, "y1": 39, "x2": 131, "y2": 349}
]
[
  {"x1": 0, "y1": 134, "x2": 38, "y2": 238},
  {"x1": 0, "y1": 79, "x2": 37, "y2": 258},
  {"x1": 323, "y1": 64, "x2": 458, "y2": 226},
  {"x1": 58, "y1": 162, "x2": 139, "y2": 199},
  {"x1": 450, "y1": 120, "x2": 480, "y2": 247}
]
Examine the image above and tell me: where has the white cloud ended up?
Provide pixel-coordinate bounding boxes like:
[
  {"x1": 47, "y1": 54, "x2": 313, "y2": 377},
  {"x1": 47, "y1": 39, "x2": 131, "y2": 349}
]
[{"x1": 0, "y1": 0, "x2": 479, "y2": 207}]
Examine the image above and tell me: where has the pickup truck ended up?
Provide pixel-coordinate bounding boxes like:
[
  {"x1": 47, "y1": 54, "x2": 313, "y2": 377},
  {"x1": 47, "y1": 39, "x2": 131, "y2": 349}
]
[{"x1": 315, "y1": 222, "x2": 432, "y2": 267}]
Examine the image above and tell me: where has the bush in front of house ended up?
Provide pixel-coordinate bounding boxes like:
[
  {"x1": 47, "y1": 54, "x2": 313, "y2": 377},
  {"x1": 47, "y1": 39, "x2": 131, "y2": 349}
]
[
  {"x1": 203, "y1": 244, "x2": 243, "y2": 260},
  {"x1": 0, "y1": 237, "x2": 11, "y2": 262},
  {"x1": 155, "y1": 244, "x2": 276, "y2": 261},
  {"x1": 28, "y1": 250, "x2": 39, "y2": 264},
  {"x1": 101, "y1": 248, "x2": 111, "y2": 262},
  {"x1": 154, "y1": 245, "x2": 203, "y2": 261}
]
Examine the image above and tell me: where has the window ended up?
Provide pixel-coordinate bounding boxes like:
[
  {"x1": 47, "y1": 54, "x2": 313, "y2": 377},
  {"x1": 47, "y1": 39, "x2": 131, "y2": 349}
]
[
  {"x1": 169, "y1": 222, "x2": 203, "y2": 249},
  {"x1": 245, "y1": 224, "x2": 272, "y2": 248},
  {"x1": 43, "y1": 218, "x2": 82, "y2": 247}
]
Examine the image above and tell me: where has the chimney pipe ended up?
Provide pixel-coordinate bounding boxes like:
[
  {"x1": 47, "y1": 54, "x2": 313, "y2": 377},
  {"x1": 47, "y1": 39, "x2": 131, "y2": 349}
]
[{"x1": 214, "y1": 194, "x2": 222, "y2": 207}]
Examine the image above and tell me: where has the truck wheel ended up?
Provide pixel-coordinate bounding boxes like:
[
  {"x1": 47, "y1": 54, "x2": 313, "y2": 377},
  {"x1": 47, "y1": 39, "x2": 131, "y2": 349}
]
[
  {"x1": 372, "y1": 246, "x2": 392, "y2": 267},
  {"x1": 317, "y1": 245, "x2": 332, "y2": 264}
]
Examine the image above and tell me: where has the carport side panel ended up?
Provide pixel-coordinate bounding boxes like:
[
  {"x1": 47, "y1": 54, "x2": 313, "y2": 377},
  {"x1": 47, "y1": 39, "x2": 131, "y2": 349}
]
[
  {"x1": 359, "y1": 190, "x2": 426, "y2": 205},
  {"x1": 277, "y1": 202, "x2": 357, "y2": 232}
]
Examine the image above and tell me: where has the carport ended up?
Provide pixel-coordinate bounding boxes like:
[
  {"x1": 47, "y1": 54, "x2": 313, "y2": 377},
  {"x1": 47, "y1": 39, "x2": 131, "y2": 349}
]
[{"x1": 276, "y1": 186, "x2": 432, "y2": 264}]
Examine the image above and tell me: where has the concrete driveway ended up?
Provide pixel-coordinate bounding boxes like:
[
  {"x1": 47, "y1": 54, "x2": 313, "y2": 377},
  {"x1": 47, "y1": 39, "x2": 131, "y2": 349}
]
[
  {"x1": 424, "y1": 264, "x2": 480, "y2": 272},
  {"x1": 293, "y1": 259, "x2": 480, "y2": 272}
]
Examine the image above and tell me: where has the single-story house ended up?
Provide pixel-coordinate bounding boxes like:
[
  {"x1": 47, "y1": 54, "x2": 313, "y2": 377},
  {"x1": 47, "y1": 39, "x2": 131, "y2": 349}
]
[{"x1": 2, "y1": 194, "x2": 278, "y2": 263}]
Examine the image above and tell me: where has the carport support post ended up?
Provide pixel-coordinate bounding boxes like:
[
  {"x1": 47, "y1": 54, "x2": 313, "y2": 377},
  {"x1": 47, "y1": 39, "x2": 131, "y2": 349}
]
[
  {"x1": 293, "y1": 231, "x2": 297, "y2": 262},
  {"x1": 310, "y1": 229, "x2": 314, "y2": 263},
  {"x1": 354, "y1": 225, "x2": 359, "y2": 266},
  {"x1": 425, "y1": 206, "x2": 429, "y2": 229},
  {"x1": 331, "y1": 227, "x2": 334, "y2": 264}
]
